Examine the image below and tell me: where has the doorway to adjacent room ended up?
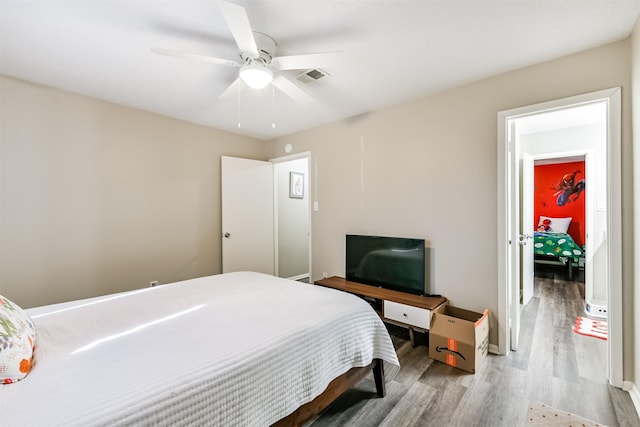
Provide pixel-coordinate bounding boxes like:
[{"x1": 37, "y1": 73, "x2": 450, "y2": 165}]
[
  {"x1": 497, "y1": 87, "x2": 622, "y2": 388},
  {"x1": 221, "y1": 152, "x2": 311, "y2": 281}
]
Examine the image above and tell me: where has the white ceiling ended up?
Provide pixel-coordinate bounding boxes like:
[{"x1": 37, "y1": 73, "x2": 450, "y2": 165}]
[{"x1": 1, "y1": 0, "x2": 638, "y2": 140}]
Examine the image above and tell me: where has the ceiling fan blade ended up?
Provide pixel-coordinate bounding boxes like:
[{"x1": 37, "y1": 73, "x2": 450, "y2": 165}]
[
  {"x1": 272, "y1": 75, "x2": 313, "y2": 105},
  {"x1": 272, "y1": 51, "x2": 344, "y2": 70},
  {"x1": 218, "y1": 77, "x2": 242, "y2": 100},
  {"x1": 151, "y1": 47, "x2": 241, "y2": 67},
  {"x1": 217, "y1": 1, "x2": 259, "y2": 58}
]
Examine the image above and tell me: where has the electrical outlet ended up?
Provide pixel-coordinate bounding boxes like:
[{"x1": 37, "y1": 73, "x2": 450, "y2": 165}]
[
  {"x1": 149, "y1": 280, "x2": 158, "y2": 287},
  {"x1": 322, "y1": 272, "x2": 328, "y2": 278}
]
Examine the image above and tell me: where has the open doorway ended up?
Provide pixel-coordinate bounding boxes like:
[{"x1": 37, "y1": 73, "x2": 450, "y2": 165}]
[
  {"x1": 530, "y1": 155, "x2": 588, "y2": 286},
  {"x1": 497, "y1": 87, "x2": 622, "y2": 388},
  {"x1": 221, "y1": 153, "x2": 312, "y2": 281},
  {"x1": 271, "y1": 152, "x2": 312, "y2": 282}
]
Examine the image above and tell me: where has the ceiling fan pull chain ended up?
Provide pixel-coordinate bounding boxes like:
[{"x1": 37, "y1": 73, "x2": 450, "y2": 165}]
[
  {"x1": 237, "y1": 80, "x2": 242, "y2": 129},
  {"x1": 272, "y1": 85, "x2": 276, "y2": 129}
]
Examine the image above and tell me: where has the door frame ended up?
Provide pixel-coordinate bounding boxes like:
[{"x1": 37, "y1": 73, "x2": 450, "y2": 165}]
[
  {"x1": 270, "y1": 151, "x2": 312, "y2": 281},
  {"x1": 497, "y1": 87, "x2": 622, "y2": 387}
]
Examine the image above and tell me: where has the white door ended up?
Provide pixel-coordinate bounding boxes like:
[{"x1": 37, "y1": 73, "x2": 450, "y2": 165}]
[
  {"x1": 508, "y1": 120, "x2": 521, "y2": 351},
  {"x1": 521, "y1": 152, "x2": 535, "y2": 306},
  {"x1": 221, "y1": 156, "x2": 274, "y2": 274}
]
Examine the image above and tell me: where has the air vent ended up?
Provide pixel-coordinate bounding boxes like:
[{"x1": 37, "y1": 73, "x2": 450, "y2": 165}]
[{"x1": 296, "y1": 68, "x2": 330, "y2": 84}]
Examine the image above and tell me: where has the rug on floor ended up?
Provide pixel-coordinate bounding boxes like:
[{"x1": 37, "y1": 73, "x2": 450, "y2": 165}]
[
  {"x1": 574, "y1": 316, "x2": 607, "y2": 340},
  {"x1": 527, "y1": 402, "x2": 608, "y2": 426}
]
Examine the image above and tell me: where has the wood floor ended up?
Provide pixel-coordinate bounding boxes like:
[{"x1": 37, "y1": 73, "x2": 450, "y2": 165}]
[{"x1": 308, "y1": 266, "x2": 640, "y2": 427}]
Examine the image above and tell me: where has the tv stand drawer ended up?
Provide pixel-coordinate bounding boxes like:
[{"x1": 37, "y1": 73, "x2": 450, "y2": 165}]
[{"x1": 383, "y1": 301, "x2": 431, "y2": 329}]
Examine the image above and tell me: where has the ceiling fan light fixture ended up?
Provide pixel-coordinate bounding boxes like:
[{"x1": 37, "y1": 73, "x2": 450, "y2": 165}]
[{"x1": 240, "y1": 64, "x2": 273, "y2": 89}]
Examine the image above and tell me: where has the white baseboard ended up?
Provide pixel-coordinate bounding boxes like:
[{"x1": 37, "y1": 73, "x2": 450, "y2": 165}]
[
  {"x1": 489, "y1": 343, "x2": 500, "y2": 355},
  {"x1": 624, "y1": 381, "x2": 640, "y2": 418}
]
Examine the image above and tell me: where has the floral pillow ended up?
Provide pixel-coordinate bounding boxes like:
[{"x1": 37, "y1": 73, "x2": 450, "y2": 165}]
[{"x1": 0, "y1": 295, "x2": 36, "y2": 384}]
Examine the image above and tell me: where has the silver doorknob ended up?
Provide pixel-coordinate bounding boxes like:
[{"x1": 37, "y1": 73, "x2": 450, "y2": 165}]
[
  {"x1": 223, "y1": 232, "x2": 231, "y2": 238},
  {"x1": 518, "y1": 233, "x2": 533, "y2": 245}
]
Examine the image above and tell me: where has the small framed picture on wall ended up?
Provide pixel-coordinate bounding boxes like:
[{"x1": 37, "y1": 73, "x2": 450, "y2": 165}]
[{"x1": 290, "y1": 172, "x2": 304, "y2": 199}]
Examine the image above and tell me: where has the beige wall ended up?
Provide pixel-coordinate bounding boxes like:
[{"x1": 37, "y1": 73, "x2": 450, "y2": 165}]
[
  {"x1": 0, "y1": 76, "x2": 266, "y2": 308},
  {"x1": 632, "y1": 18, "x2": 640, "y2": 398},
  {"x1": 267, "y1": 39, "x2": 633, "y2": 369}
]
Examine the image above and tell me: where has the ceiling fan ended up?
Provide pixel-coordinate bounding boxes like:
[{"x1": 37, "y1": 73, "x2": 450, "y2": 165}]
[{"x1": 151, "y1": 1, "x2": 343, "y2": 105}]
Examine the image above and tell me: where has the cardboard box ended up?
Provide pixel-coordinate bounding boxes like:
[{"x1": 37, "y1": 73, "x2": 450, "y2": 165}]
[{"x1": 429, "y1": 305, "x2": 489, "y2": 373}]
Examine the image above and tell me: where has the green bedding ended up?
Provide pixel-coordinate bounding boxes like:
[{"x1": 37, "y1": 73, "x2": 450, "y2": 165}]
[{"x1": 534, "y1": 232, "x2": 583, "y2": 263}]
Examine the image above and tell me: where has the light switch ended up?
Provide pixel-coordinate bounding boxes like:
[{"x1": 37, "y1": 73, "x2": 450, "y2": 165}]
[{"x1": 313, "y1": 201, "x2": 319, "y2": 211}]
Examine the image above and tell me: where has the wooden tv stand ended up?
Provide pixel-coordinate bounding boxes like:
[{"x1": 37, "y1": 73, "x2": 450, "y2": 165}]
[{"x1": 314, "y1": 276, "x2": 447, "y2": 347}]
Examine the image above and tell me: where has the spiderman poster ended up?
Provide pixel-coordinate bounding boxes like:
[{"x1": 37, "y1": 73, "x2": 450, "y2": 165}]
[{"x1": 552, "y1": 169, "x2": 585, "y2": 206}]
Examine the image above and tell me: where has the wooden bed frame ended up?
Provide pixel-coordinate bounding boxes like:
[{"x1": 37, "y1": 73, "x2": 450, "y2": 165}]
[{"x1": 273, "y1": 359, "x2": 385, "y2": 426}]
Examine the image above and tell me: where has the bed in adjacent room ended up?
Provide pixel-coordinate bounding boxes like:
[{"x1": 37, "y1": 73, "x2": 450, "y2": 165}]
[
  {"x1": 534, "y1": 216, "x2": 583, "y2": 280},
  {"x1": 0, "y1": 271, "x2": 399, "y2": 426}
]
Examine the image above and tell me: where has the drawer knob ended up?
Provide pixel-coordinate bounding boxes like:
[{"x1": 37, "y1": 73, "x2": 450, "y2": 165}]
[{"x1": 403, "y1": 313, "x2": 408, "y2": 317}]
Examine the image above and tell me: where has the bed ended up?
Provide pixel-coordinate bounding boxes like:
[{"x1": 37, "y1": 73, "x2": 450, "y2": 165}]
[
  {"x1": 533, "y1": 231, "x2": 583, "y2": 280},
  {"x1": 0, "y1": 271, "x2": 399, "y2": 426}
]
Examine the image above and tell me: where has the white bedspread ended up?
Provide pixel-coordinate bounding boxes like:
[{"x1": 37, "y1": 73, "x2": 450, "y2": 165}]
[{"x1": 0, "y1": 272, "x2": 399, "y2": 426}]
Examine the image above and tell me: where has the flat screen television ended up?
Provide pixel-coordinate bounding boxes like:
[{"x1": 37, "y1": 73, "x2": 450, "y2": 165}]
[{"x1": 345, "y1": 234, "x2": 426, "y2": 296}]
